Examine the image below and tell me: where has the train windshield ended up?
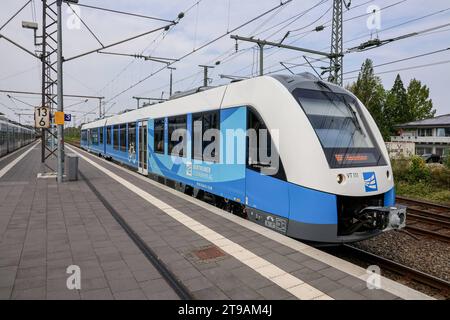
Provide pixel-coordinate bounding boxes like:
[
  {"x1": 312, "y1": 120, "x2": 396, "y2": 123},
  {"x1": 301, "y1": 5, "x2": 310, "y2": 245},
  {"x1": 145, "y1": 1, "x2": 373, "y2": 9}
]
[{"x1": 293, "y1": 87, "x2": 386, "y2": 168}]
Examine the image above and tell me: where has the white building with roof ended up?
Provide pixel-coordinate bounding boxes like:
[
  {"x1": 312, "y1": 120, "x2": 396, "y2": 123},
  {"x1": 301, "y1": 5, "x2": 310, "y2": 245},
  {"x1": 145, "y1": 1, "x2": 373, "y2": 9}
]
[{"x1": 390, "y1": 114, "x2": 450, "y2": 156}]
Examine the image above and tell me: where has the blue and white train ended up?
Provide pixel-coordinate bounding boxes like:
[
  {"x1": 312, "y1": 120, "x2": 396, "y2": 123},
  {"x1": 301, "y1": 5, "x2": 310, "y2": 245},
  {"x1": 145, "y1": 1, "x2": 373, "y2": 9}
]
[{"x1": 81, "y1": 74, "x2": 406, "y2": 243}]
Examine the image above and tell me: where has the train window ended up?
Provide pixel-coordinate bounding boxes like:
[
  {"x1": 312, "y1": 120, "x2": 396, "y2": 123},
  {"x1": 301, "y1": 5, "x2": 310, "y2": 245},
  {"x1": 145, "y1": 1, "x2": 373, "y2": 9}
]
[
  {"x1": 168, "y1": 115, "x2": 187, "y2": 157},
  {"x1": 107, "y1": 126, "x2": 111, "y2": 145},
  {"x1": 0, "y1": 125, "x2": 5, "y2": 146},
  {"x1": 293, "y1": 88, "x2": 386, "y2": 168},
  {"x1": 128, "y1": 122, "x2": 136, "y2": 154},
  {"x1": 154, "y1": 118, "x2": 165, "y2": 154},
  {"x1": 99, "y1": 127, "x2": 103, "y2": 144},
  {"x1": 113, "y1": 125, "x2": 119, "y2": 150},
  {"x1": 192, "y1": 111, "x2": 220, "y2": 162},
  {"x1": 92, "y1": 128, "x2": 99, "y2": 145},
  {"x1": 247, "y1": 108, "x2": 286, "y2": 180},
  {"x1": 120, "y1": 124, "x2": 126, "y2": 152}
]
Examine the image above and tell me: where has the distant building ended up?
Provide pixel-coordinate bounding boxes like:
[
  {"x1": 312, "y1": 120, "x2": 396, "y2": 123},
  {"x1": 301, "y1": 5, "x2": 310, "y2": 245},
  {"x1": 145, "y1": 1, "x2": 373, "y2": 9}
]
[{"x1": 390, "y1": 114, "x2": 450, "y2": 156}]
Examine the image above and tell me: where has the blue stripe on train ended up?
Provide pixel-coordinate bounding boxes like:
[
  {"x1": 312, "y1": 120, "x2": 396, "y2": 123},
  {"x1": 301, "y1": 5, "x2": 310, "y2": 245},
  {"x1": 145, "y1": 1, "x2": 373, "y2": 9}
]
[
  {"x1": 384, "y1": 187, "x2": 395, "y2": 206},
  {"x1": 246, "y1": 168, "x2": 337, "y2": 224}
]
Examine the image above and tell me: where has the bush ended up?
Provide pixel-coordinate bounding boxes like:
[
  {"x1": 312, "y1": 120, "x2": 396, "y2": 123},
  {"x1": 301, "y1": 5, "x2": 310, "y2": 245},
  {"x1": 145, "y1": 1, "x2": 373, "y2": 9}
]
[
  {"x1": 406, "y1": 155, "x2": 430, "y2": 183},
  {"x1": 444, "y1": 154, "x2": 450, "y2": 170},
  {"x1": 390, "y1": 157, "x2": 409, "y2": 182},
  {"x1": 429, "y1": 164, "x2": 450, "y2": 189}
]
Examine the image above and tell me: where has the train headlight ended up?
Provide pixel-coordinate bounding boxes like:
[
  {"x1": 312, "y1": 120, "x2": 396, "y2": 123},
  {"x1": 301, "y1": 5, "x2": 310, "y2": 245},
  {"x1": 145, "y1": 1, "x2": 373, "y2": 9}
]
[
  {"x1": 386, "y1": 170, "x2": 391, "y2": 179},
  {"x1": 336, "y1": 174, "x2": 346, "y2": 184}
]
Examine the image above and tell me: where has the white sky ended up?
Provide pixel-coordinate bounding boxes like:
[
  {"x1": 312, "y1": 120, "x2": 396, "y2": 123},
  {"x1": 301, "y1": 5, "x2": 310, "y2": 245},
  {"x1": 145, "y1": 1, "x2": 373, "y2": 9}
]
[{"x1": 1, "y1": 0, "x2": 449, "y2": 126}]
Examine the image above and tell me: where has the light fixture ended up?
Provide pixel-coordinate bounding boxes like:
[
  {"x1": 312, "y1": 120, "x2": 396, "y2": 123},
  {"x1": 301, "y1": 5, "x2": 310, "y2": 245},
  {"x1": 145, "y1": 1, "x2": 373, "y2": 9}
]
[
  {"x1": 337, "y1": 174, "x2": 346, "y2": 184},
  {"x1": 22, "y1": 21, "x2": 38, "y2": 30}
]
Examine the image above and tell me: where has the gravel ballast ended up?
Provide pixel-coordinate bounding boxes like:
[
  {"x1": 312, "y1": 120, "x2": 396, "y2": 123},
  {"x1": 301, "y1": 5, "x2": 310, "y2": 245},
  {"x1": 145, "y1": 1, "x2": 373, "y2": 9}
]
[{"x1": 353, "y1": 230, "x2": 450, "y2": 282}]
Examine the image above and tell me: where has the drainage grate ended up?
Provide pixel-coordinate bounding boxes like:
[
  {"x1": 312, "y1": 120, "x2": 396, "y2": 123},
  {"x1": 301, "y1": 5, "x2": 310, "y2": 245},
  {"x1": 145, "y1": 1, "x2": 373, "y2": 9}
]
[{"x1": 193, "y1": 246, "x2": 226, "y2": 261}]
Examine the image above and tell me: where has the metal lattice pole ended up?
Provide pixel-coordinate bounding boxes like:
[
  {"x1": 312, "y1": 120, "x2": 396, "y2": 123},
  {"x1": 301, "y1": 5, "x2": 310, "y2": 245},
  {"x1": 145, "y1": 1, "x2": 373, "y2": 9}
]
[
  {"x1": 329, "y1": 0, "x2": 343, "y2": 86},
  {"x1": 40, "y1": 0, "x2": 59, "y2": 167}
]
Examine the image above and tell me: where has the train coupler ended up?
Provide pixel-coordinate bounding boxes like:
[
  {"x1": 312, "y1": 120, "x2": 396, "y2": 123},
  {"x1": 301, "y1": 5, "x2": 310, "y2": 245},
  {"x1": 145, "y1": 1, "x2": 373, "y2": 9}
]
[{"x1": 357, "y1": 205, "x2": 407, "y2": 231}]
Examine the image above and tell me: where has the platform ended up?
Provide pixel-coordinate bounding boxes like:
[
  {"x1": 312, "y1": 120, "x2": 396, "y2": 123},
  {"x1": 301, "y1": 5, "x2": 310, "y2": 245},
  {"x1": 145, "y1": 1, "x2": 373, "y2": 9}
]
[{"x1": 0, "y1": 142, "x2": 432, "y2": 300}]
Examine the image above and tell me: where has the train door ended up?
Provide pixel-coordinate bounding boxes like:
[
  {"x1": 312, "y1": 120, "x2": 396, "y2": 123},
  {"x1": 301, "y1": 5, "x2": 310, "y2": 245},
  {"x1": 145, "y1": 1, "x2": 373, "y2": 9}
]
[
  {"x1": 138, "y1": 120, "x2": 148, "y2": 175},
  {"x1": 87, "y1": 129, "x2": 91, "y2": 150},
  {"x1": 245, "y1": 108, "x2": 290, "y2": 234}
]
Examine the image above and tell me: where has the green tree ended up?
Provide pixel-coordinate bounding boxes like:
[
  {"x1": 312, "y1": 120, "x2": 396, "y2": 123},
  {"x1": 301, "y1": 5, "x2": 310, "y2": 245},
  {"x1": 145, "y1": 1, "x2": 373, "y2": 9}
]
[
  {"x1": 347, "y1": 59, "x2": 388, "y2": 138},
  {"x1": 384, "y1": 74, "x2": 410, "y2": 135},
  {"x1": 406, "y1": 79, "x2": 435, "y2": 120}
]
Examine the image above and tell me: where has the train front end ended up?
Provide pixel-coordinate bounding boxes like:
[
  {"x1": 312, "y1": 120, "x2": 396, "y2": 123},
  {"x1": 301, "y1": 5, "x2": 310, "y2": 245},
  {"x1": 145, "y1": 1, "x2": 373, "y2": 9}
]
[{"x1": 271, "y1": 75, "x2": 407, "y2": 243}]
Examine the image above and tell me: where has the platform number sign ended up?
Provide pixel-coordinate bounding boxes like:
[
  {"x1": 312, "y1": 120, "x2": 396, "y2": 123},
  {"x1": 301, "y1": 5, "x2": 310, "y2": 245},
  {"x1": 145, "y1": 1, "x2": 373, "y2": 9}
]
[{"x1": 35, "y1": 106, "x2": 50, "y2": 128}]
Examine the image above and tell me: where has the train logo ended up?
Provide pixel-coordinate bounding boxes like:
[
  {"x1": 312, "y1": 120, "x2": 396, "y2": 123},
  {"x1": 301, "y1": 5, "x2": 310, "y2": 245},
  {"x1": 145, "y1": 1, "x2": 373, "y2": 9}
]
[{"x1": 363, "y1": 172, "x2": 378, "y2": 192}]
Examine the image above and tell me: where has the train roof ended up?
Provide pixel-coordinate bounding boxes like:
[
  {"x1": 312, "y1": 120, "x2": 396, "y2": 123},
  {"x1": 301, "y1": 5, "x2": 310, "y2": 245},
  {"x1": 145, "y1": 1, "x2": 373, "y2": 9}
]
[
  {"x1": 81, "y1": 73, "x2": 347, "y2": 130},
  {"x1": 0, "y1": 116, "x2": 34, "y2": 131}
]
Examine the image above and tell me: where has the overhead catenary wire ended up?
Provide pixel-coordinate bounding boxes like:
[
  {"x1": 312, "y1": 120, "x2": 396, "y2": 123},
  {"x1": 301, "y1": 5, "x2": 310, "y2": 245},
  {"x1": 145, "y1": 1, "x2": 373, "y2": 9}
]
[
  {"x1": 344, "y1": 47, "x2": 450, "y2": 75},
  {"x1": 248, "y1": 4, "x2": 289, "y2": 37},
  {"x1": 103, "y1": 0, "x2": 293, "y2": 106},
  {"x1": 0, "y1": 0, "x2": 32, "y2": 31},
  {"x1": 251, "y1": 0, "x2": 329, "y2": 39},
  {"x1": 0, "y1": 65, "x2": 40, "y2": 82},
  {"x1": 57, "y1": 0, "x2": 449, "y2": 122},
  {"x1": 288, "y1": 4, "x2": 332, "y2": 34},
  {"x1": 254, "y1": 3, "x2": 448, "y2": 77},
  {"x1": 101, "y1": 1, "x2": 294, "y2": 116},
  {"x1": 193, "y1": 1, "x2": 199, "y2": 50},
  {"x1": 342, "y1": 7, "x2": 450, "y2": 49},
  {"x1": 78, "y1": 1, "x2": 207, "y2": 118},
  {"x1": 96, "y1": 30, "x2": 169, "y2": 96},
  {"x1": 72, "y1": 2, "x2": 175, "y2": 23},
  {"x1": 288, "y1": 0, "x2": 409, "y2": 38},
  {"x1": 229, "y1": 2, "x2": 335, "y2": 75},
  {"x1": 0, "y1": 101, "x2": 20, "y2": 119},
  {"x1": 7, "y1": 95, "x2": 35, "y2": 108},
  {"x1": 141, "y1": 0, "x2": 346, "y2": 98},
  {"x1": 346, "y1": 22, "x2": 450, "y2": 52},
  {"x1": 231, "y1": 0, "x2": 380, "y2": 77},
  {"x1": 95, "y1": 0, "x2": 205, "y2": 101},
  {"x1": 263, "y1": 30, "x2": 450, "y2": 77},
  {"x1": 67, "y1": 3, "x2": 105, "y2": 48},
  {"x1": 344, "y1": 59, "x2": 450, "y2": 81},
  {"x1": 64, "y1": 22, "x2": 177, "y2": 62}
]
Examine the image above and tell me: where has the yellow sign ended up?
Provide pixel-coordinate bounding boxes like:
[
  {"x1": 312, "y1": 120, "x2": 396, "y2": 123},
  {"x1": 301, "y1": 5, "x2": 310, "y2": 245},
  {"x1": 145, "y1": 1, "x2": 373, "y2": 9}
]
[{"x1": 54, "y1": 111, "x2": 65, "y2": 125}]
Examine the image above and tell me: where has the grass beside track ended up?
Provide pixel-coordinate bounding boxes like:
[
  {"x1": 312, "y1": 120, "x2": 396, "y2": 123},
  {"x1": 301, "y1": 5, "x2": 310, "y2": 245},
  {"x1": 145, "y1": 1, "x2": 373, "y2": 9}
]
[{"x1": 396, "y1": 181, "x2": 450, "y2": 206}]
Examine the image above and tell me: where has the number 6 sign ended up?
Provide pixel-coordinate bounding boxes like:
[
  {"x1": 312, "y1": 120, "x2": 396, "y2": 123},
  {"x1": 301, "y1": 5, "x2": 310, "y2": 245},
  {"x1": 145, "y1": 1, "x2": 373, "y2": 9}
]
[{"x1": 35, "y1": 106, "x2": 50, "y2": 128}]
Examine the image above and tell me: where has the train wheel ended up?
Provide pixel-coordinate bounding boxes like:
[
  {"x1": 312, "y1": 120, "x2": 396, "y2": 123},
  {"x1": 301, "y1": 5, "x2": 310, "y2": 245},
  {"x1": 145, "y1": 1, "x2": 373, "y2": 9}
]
[
  {"x1": 192, "y1": 188, "x2": 204, "y2": 200},
  {"x1": 174, "y1": 182, "x2": 185, "y2": 193},
  {"x1": 184, "y1": 185, "x2": 193, "y2": 196}
]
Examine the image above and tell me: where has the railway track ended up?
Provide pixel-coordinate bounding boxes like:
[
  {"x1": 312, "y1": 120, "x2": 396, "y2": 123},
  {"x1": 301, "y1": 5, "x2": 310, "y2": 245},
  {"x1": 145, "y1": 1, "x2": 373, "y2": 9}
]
[
  {"x1": 337, "y1": 245, "x2": 450, "y2": 298},
  {"x1": 396, "y1": 196, "x2": 450, "y2": 242}
]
